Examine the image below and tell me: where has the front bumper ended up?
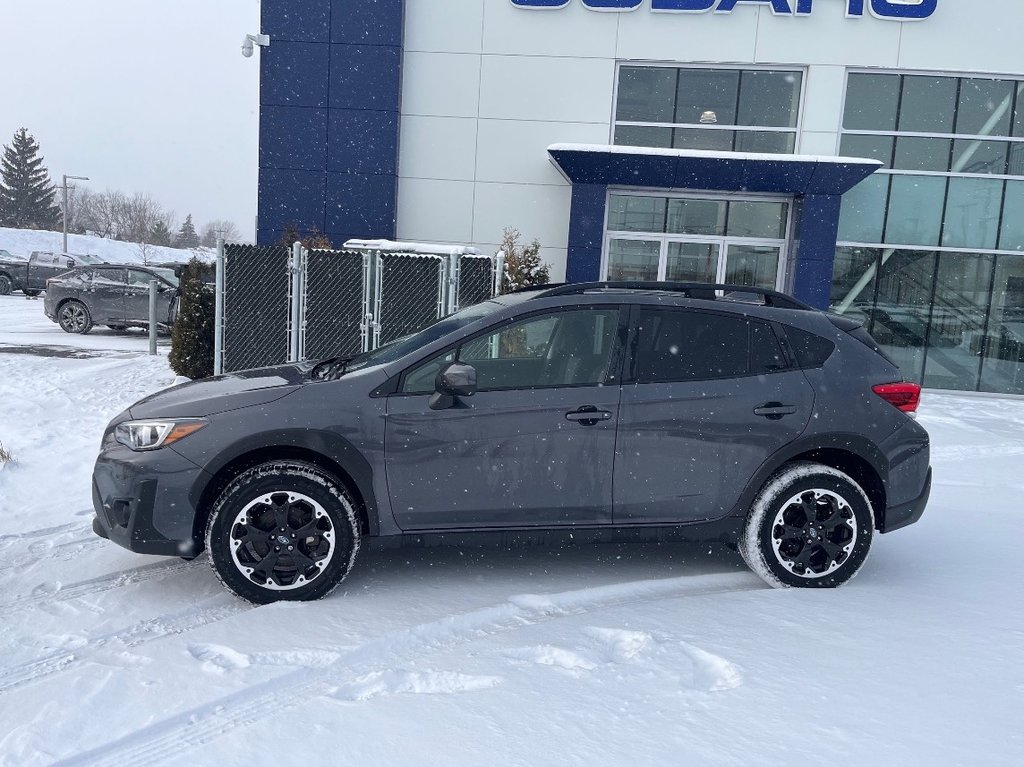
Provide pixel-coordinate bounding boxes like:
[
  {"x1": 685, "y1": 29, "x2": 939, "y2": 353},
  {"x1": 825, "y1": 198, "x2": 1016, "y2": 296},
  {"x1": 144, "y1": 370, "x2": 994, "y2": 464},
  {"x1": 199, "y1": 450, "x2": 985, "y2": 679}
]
[{"x1": 92, "y1": 444, "x2": 208, "y2": 557}]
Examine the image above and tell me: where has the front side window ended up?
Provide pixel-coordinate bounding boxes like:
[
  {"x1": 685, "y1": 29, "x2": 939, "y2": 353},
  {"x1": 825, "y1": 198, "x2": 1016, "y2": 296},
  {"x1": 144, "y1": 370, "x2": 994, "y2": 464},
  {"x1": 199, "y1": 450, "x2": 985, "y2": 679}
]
[
  {"x1": 92, "y1": 268, "x2": 126, "y2": 287},
  {"x1": 632, "y1": 308, "x2": 783, "y2": 383},
  {"x1": 402, "y1": 309, "x2": 621, "y2": 394},
  {"x1": 615, "y1": 66, "x2": 803, "y2": 154}
]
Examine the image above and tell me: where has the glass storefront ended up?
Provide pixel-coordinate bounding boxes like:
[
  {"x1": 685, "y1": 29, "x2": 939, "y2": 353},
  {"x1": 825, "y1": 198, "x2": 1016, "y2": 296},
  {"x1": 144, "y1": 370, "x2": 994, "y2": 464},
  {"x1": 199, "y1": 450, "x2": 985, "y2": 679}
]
[
  {"x1": 836, "y1": 72, "x2": 1024, "y2": 395},
  {"x1": 605, "y1": 194, "x2": 788, "y2": 289},
  {"x1": 615, "y1": 66, "x2": 803, "y2": 154}
]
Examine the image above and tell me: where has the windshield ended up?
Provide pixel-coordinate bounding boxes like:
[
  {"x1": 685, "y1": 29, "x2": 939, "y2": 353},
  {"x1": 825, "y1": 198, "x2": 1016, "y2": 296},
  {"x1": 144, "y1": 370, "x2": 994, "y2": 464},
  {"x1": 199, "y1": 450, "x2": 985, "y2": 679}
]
[
  {"x1": 343, "y1": 299, "x2": 510, "y2": 372},
  {"x1": 150, "y1": 267, "x2": 179, "y2": 286}
]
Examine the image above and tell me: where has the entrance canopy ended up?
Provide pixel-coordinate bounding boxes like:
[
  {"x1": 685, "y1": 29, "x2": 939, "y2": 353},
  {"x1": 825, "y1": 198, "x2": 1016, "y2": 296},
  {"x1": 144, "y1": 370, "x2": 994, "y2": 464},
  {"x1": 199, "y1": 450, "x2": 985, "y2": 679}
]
[{"x1": 547, "y1": 144, "x2": 881, "y2": 308}]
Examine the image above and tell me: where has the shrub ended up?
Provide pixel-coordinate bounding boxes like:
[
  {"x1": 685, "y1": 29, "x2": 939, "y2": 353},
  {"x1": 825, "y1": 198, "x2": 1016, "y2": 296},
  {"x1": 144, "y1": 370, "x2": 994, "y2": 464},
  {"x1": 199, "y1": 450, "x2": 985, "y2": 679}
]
[
  {"x1": 169, "y1": 257, "x2": 215, "y2": 379},
  {"x1": 499, "y1": 227, "x2": 550, "y2": 294}
]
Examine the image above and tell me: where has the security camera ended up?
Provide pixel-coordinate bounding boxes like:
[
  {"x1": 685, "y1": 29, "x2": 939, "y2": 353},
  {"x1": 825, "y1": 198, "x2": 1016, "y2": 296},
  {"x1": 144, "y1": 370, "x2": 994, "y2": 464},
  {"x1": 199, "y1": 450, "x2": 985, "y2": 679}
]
[{"x1": 241, "y1": 33, "x2": 270, "y2": 58}]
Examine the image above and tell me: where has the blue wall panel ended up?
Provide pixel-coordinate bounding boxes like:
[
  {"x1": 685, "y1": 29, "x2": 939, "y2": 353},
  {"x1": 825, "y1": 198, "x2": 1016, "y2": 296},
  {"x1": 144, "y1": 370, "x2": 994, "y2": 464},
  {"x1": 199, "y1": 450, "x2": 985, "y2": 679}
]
[
  {"x1": 260, "y1": 106, "x2": 328, "y2": 171},
  {"x1": 263, "y1": 0, "x2": 330, "y2": 43},
  {"x1": 258, "y1": 0, "x2": 405, "y2": 247},
  {"x1": 331, "y1": 0, "x2": 404, "y2": 46},
  {"x1": 261, "y1": 41, "x2": 330, "y2": 108},
  {"x1": 328, "y1": 44, "x2": 403, "y2": 112},
  {"x1": 328, "y1": 109, "x2": 399, "y2": 175}
]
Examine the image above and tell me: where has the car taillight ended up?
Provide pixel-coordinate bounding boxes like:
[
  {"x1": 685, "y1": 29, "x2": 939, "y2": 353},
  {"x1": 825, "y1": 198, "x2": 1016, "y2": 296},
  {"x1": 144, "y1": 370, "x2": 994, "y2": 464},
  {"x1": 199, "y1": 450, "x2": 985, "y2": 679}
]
[{"x1": 873, "y1": 382, "x2": 921, "y2": 413}]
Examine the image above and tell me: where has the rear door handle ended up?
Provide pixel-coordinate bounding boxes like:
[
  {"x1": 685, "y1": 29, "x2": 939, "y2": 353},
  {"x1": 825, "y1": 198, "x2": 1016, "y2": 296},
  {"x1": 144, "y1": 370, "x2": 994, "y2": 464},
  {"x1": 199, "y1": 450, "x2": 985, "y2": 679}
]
[
  {"x1": 754, "y1": 403, "x2": 798, "y2": 420},
  {"x1": 565, "y1": 406, "x2": 613, "y2": 426}
]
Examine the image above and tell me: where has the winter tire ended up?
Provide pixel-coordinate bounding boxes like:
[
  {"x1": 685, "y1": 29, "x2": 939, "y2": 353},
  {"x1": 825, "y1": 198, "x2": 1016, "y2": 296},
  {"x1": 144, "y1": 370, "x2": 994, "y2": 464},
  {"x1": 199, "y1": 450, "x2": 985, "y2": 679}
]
[
  {"x1": 205, "y1": 461, "x2": 361, "y2": 604},
  {"x1": 740, "y1": 461, "x2": 874, "y2": 589},
  {"x1": 58, "y1": 300, "x2": 93, "y2": 334},
  {"x1": 23, "y1": 289, "x2": 41, "y2": 297},
  {"x1": 0, "y1": 274, "x2": 12, "y2": 296}
]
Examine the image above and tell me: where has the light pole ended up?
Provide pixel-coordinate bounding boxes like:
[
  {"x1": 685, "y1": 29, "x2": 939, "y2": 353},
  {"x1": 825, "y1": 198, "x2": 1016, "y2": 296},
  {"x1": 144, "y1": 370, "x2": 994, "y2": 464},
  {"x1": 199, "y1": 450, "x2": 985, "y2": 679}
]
[{"x1": 61, "y1": 174, "x2": 89, "y2": 254}]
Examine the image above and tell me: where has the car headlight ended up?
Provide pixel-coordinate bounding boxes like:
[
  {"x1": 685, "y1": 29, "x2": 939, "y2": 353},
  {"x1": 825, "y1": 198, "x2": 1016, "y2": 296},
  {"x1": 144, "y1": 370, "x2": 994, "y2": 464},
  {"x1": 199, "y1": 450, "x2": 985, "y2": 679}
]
[{"x1": 114, "y1": 419, "x2": 208, "y2": 451}]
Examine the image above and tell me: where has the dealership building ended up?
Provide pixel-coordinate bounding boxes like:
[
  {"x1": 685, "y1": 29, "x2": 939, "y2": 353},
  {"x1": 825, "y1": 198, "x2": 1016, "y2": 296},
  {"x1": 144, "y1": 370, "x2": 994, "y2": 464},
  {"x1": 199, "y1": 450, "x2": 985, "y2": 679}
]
[{"x1": 256, "y1": 0, "x2": 1024, "y2": 395}]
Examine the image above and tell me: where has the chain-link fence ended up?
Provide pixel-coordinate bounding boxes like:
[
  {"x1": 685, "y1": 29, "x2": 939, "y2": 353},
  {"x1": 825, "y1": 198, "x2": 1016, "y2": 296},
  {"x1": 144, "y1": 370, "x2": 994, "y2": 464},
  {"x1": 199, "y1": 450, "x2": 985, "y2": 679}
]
[
  {"x1": 222, "y1": 244, "x2": 290, "y2": 373},
  {"x1": 302, "y1": 249, "x2": 365, "y2": 360},
  {"x1": 216, "y1": 243, "x2": 500, "y2": 373},
  {"x1": 374, "y1": 254, "x2": 446, "y2": 347}
]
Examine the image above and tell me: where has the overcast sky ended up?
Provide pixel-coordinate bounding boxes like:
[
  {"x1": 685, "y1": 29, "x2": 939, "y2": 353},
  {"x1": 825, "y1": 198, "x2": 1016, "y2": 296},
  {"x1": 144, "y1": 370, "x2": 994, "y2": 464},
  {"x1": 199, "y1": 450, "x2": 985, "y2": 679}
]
[{"x1": 1, "y1": 0, "x2": 260, "y2": 238}]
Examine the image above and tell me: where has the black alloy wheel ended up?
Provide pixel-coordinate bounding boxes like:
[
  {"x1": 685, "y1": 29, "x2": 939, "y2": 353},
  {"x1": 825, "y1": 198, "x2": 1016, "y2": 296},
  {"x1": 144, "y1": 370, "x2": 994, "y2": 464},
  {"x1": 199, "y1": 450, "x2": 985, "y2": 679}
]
[{"x1": 206, "y1": 461, "x2": 361, "y2": 604}]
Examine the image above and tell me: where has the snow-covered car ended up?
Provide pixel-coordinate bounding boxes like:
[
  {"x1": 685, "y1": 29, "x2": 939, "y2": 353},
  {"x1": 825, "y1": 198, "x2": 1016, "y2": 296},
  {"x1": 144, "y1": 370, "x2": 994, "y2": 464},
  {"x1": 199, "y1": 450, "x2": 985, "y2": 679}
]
[
  {"x1": 43, "y1": 264, "x2": 179, "y2": 334},
  {"x1": 91, "y1": 281, "x2": 932, "y2": 603}
]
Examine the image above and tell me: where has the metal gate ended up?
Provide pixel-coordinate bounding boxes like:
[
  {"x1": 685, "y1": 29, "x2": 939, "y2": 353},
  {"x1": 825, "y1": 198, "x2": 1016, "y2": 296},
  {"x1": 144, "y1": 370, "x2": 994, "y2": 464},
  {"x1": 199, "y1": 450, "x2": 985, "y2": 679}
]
[
  {"x1": 220, "y1": 244, "x2": 290, "y2": 373},
  {"x1": 215, "y1": 242, "x2": 502, "y2": 374}
]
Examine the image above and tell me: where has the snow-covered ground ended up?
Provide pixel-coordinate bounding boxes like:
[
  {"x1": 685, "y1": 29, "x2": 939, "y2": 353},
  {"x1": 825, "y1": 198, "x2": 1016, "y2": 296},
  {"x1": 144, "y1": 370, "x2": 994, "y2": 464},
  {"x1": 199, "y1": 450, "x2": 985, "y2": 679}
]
[
  {"x1": 0, "y1": 226, "x2": 210, "y2": 265},
  {"x1": 1, "y1": 292, "x2": 1022, "y2": 766}
]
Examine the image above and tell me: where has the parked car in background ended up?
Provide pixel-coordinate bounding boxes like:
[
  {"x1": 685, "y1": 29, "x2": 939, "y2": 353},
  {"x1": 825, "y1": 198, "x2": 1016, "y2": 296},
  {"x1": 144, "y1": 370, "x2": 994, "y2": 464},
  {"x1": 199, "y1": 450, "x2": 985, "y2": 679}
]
[
  {"x1": 91, "y1": 281, "x2": 931, "y2": 604},
  {"x1": 0, "y1": 251, "x2": 101, "y2": 296},
  {"x1": 43, "y1": 264, "x2": 180, "y2": 334}
]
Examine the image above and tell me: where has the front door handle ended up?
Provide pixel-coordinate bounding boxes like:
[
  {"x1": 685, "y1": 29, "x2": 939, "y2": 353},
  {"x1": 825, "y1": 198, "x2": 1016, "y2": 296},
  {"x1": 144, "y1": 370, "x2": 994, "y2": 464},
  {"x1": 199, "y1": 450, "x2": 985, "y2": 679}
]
[
  {"x1": 565, "y1": 406, "x2": 613, "y2": 426},
  {"x1": 754, "y1": 402, "x2": 798, "y2": 420}
]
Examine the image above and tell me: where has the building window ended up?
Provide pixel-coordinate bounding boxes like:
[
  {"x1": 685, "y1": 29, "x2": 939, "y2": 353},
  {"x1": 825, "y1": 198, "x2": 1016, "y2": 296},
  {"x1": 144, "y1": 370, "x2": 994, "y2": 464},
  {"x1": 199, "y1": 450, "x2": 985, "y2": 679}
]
[
  {"x1": 605, "y1": 193, "x2": 789, "y2": 290},
  {"x1": 835, "y1": 72, "x2": 1024, "y2": 396},
  {"x1": 614, "y1": 66, "x2": 803, "y2": 154}
]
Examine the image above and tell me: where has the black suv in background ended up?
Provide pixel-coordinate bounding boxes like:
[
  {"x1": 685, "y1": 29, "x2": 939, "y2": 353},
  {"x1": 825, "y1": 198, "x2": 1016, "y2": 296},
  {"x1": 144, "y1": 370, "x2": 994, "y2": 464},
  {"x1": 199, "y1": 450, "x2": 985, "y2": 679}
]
[
  {"x1": 92, "y1": 282, "x2": 931, "y2": 603},
  {"x1": 44, "y1": 264, "x2": 179, "y2": 334}
]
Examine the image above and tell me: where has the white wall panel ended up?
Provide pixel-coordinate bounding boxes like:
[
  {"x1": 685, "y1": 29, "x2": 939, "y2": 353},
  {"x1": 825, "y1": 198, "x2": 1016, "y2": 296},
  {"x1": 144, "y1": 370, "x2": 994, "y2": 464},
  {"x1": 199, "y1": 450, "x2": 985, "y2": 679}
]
[
  {"x1": 404, "y1": 0, "x2": 483, "y2": 55},
  {"x1": 615, "y1": 9, "x2": 759, "y2": 64},
  {"x1": 396, "y1": 178, "x2": 476, "y2": 244},
  {"x1": 483, "y1": 0, "x2": 619, "y2": 59},
  {"x1": 471, "y1": 182, "x2": 572, "y2": 255},
  {"x1": 401, "y1": 52, "x2": 481, "y2": 118},
  {"x1": 899, "y1": 0, "x2": 1022, "y2": 75},
  {"x1": 478, "y1": 55, "x2": 615, "y2": 124},
  {"x1": 755, "y1": 11, "x2": 901, "y2": 68},
  {"x1": 801, "y1": 65, "x2": 847, "y2": 135},
  {"x1": 398, "y1": 116, "x2": 478, "y2": 182},
  {"x1": 475, "y1": 119, "x2": 607, "y2": 185}
]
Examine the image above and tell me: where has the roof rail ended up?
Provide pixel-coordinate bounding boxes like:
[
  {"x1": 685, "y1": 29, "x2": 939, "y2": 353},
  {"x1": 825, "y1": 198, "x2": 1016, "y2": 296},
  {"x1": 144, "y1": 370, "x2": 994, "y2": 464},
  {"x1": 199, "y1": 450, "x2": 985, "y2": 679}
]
[{"x1": 532, "y1": 281, "x2": 813, "y2": 311}]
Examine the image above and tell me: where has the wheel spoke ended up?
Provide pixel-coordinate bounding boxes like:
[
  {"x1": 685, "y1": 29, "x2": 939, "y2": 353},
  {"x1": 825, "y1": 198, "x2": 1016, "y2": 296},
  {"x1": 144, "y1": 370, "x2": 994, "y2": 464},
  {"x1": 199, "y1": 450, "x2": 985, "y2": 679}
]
[
  {"x1": 776, "y1": 523, "x2": 805, "y2": 541},
  {"x1": 290, "y1": 548, "x2": 319, "y2": 572},
  {"x1": 251, "y1": 551, "x2": 282, "y2": 583}
]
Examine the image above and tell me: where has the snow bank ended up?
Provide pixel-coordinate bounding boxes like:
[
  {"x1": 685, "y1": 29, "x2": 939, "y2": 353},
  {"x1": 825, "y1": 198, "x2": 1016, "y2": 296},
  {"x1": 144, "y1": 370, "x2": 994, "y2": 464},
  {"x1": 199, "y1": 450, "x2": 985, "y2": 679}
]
[{"x1": 0, "y1": 226, "x2": 212, "y2": 265}]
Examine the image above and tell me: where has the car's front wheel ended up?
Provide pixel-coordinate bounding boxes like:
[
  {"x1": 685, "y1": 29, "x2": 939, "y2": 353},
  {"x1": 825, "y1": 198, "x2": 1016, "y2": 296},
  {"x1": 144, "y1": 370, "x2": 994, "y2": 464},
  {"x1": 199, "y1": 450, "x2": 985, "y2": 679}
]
[
  {"x1": 740, "y1": 462, "x2": 874, "y2": 589},
  {"x1": 58, "y1": 300, "x2": 93, "y2": 334},
  {"x1": 205, "y1": 461, "x2": 361, "y2": 604}
]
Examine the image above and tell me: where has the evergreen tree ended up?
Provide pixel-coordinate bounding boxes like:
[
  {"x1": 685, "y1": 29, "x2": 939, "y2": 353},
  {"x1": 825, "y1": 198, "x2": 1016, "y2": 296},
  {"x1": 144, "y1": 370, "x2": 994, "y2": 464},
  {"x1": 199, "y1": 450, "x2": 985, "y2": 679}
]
[
  {"x1": 150, "y1": 219, "x2": 173, "y2": 246},
  {"x1": 499, "y1": 227, "x2": 550, "y2": 293},
  {"x1": 169, "y1": 257, "x2": 215, "y2": 379},
  {"x1": 0, "y1": 128, "x2": 61, "y2": 230},
  {"x1": 175, "y1": 214, "x2": 200, "y2": 248}
]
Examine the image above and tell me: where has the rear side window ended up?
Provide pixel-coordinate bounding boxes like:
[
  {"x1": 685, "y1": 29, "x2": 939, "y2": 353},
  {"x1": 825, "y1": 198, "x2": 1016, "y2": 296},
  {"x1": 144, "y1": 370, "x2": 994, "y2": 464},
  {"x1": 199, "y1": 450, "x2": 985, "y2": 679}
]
[
  {"x1": 784, "y1": 326, "x2": 836, "y2": 368},
  {"x1": 632, "y1": 308, "x2": 785, "y2": 383}
]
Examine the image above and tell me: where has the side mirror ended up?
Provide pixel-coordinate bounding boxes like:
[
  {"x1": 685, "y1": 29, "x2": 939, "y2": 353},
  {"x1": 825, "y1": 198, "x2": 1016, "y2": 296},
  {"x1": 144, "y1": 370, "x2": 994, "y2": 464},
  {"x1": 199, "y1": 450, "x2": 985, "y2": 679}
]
[{"x1": 429, "y1": 362, "x2": 477, "y2": 411}]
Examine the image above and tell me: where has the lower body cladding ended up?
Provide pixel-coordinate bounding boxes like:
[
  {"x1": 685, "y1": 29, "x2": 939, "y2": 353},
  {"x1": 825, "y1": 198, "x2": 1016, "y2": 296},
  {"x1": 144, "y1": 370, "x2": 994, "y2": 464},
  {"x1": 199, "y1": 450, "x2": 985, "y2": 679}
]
[
  {"x1": 91, "y1": 436, "x2": 932, "y2": 559},
  {"x1": 92, "y1": 445, "x2": 209, "y2": 558}
]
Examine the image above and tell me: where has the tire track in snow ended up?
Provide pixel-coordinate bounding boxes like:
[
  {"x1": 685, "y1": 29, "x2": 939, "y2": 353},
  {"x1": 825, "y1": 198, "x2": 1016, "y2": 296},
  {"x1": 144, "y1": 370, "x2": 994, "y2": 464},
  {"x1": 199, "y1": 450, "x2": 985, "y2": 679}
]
[
  {"x1": 0, "y1": 535, "x2": 106, "y2": 575},
  {"x1": 0, "y1": 559, "x2": 198, "y2": 618},
  {"x1": 0, "y1": 521, "x2": 89, "y2": 547},
  {"x1": 0, "y1": 600, "x2": 251, "y2": 693},
  {"x1": 54, "y1": 571, "x2": 763, "y2": 767}
]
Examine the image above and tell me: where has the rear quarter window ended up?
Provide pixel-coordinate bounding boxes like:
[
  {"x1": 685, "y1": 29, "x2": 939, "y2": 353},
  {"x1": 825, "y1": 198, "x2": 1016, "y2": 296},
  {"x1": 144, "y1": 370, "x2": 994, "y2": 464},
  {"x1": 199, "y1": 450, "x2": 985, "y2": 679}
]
[{"x1": 783, "y1": 326, "x2": 836, "y2": 369}]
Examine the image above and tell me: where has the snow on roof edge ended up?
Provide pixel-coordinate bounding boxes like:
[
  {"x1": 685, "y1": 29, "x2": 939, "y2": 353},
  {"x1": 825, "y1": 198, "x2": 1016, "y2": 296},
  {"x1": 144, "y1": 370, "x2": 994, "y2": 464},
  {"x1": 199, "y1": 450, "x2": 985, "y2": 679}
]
[
  {"x1": 547, "y1": 143, "x2": 884, "y2": 167},
  {"x1": 343, "y1": 239, "x2": 485, "y2": 257}
]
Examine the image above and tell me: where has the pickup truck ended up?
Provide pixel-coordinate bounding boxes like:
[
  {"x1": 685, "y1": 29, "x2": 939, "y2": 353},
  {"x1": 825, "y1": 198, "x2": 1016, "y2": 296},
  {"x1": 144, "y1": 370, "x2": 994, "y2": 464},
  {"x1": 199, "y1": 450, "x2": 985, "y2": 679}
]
[{"x1": 0, "y1": 251, "x2": 102, "y2": 296}]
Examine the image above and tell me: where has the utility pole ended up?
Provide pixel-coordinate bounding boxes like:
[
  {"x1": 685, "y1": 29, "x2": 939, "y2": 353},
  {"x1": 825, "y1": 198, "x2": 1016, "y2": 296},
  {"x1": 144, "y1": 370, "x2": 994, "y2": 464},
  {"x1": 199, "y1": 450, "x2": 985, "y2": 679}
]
[{"x1": 61, "y1": 174, "x2": 90, "y2": 254}]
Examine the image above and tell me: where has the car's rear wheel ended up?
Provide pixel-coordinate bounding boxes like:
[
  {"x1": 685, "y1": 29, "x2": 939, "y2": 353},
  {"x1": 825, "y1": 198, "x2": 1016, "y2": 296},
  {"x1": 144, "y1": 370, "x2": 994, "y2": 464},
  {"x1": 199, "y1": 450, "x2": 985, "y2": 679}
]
[
  {"x1": 0, "y1": 275, "x2": 12, "y2": 296},
  {"x1": 740, "y1": 462, "x2": 874, "y2": 589},
  {"x1": 58, "y1": 300, "x2": 93, "y2": 334},
  {"x1": 23, "y1": 289, "x2": 41, "y2": 297},
  {"x1": 205, "y1": 461, "x2": 361, "y2": 604}
]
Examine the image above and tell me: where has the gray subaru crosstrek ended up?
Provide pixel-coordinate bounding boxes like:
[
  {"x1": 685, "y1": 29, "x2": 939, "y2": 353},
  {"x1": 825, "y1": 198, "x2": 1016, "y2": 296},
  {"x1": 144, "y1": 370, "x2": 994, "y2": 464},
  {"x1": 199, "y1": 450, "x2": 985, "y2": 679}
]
[{"x1": 92, "y1": 282, "x2": 931, "y2": 604}]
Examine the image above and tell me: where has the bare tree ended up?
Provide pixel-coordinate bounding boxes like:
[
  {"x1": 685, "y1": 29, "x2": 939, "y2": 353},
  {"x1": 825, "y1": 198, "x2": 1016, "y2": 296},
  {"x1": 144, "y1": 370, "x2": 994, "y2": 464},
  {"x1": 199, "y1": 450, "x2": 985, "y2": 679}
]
[{"x1": 201, "y1": 219, "x2": 240, "y2": 247}]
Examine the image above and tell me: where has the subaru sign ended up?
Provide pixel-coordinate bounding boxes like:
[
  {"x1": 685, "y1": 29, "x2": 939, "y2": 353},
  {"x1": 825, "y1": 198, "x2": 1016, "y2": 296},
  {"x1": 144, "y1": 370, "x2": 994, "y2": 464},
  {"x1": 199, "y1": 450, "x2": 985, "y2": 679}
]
[{"x1": 510, "y1": 0, "x2": 937, "y2": 21}]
